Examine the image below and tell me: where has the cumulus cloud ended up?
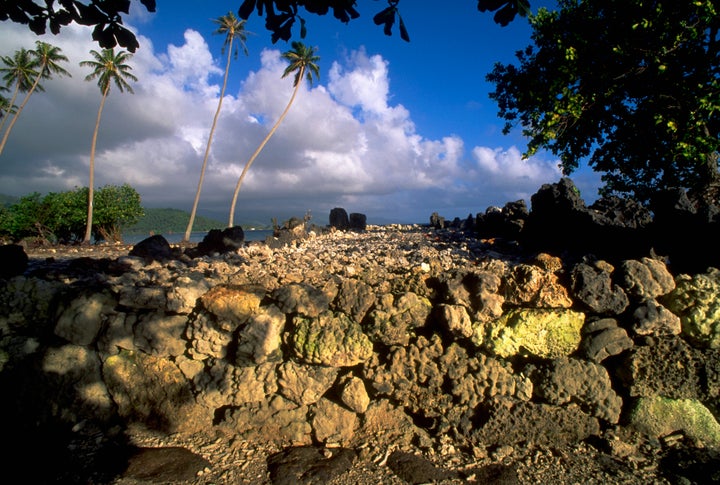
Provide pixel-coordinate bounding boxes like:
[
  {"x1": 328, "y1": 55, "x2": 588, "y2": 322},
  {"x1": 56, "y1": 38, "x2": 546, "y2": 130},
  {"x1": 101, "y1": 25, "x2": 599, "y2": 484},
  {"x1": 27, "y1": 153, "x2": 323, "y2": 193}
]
[{"x1": 0, "y1": 23, "x2": 566, "y2": 223}]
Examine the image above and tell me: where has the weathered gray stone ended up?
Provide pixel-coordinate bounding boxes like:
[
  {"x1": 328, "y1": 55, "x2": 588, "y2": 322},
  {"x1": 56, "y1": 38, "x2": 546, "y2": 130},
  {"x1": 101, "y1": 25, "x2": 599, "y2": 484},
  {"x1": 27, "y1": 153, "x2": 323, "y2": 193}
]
[
  {"x1": 278, "y1": 360, "x2": 338, "y2": 406},
  {"x1": 620, "y1": 257, "x2": 675, "y2": 300},
  {"x1": 533, "y1": 357, "x2": 623, "y2": 423},
  {"x1": 219, "y1": 395, "x2": 312, "y2": 444},
  {"x1": 437, "y1": 303, "x2": 473, "y2": 339},
  {"x1": 103, "y1": 350, "x2": 210, "y2": 433},
  {"x1": 570, "y1": 261, "x2": 629, "y2": 315},
  {"x1": 333, "y1": 278, "x2": 376, "y2": 324},
  {"x1": 273, "y1": 283, "x2": 330, "y2": 317},
  {"x1": 472, "y1": 399, "x2": 601, "y2": 447},
  {"x1": 631, "y1": 299, "x2": 681, "y2": 336},
  {"x1": 134, "y1": 311, "x2": 188, "y2": 357},
  {"x1": 340, "y1": 376, "x2": 370, "y2": 414},
  {"x1": 312, "y1": 397, "x2": 357, "y2": 445},
  {"x1": 580, "y1": 319, "x2": 633, "y2": 363},
  {"x1": 55, "y1": 290, "x2": 116, "y2": 345},
  {"x1": 365, "y1": 292, "x2": 432, "y2": 346},
  {"x1": 195, "y1": 360, "x2": 279, "y2": 409},
  {"x1": 235, "y1": 304, "x2": 286, "y2": 365}
]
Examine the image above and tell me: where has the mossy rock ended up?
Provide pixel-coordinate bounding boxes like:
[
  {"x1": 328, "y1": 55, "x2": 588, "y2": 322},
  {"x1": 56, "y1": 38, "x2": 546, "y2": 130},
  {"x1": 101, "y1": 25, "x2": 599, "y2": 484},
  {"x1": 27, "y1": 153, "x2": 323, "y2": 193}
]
[
  {"x1": 476, "y1": 308, "x2": 584, "y2": 359},
  {"x1": 291, "y1": 311, "x2": 373, "y2": 367},
  {"x1": 628, "y1": 396, "x2": 720, "y2": 448},
  {"x1": 663, "y1": 268, "x2": 720, "y2": 349}
]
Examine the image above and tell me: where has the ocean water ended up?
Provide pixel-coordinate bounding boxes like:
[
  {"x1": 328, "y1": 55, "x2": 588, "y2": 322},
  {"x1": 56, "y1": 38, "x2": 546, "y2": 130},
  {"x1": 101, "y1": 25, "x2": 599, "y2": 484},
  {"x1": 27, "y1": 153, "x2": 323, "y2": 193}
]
[{"x1": 122, "y1": 229, "x2": 274, "y2": 245}]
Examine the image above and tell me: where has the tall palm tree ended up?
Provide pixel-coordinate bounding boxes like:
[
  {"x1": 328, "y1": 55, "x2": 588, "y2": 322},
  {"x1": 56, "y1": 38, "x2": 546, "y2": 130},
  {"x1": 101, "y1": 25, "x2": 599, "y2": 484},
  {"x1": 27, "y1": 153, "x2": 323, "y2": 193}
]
[
  {"x1": 80, "y1": 48, "x2": 137, "y2": 244},
  {"x1": 0, "y1": 48, "x2": 40, "y2": 151},
  {"x1": 183, "y1": 12, "x2": 251, "y2": 243},
  {"x1": 0, "y1": 42, "x2": 70, "y2": 156},
  {"x1": 228, "y1": 41, "x2": 320, "y2": 227}
]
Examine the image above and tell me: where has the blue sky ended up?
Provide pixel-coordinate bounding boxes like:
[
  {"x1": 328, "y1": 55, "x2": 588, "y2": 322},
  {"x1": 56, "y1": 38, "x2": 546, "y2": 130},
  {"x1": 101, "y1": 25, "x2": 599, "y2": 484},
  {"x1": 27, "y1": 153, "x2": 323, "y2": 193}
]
[{"x1": 0, "y1": 1, "x2": 602, "y2": 225}]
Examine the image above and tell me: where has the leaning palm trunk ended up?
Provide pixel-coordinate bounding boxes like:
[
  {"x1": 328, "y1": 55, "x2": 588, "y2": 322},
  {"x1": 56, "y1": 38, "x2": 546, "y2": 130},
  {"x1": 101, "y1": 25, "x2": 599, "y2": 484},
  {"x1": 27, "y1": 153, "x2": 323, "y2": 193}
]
[
  {"x1": 183, "y1": 40, "x2": 234, "y2": 242},
  {"x1": 0, "y1": 84, "x2": 20, "y2": 137},
  {"x1": 228, "y1": 66, "x2": 305, "y2": 227},
  {"x1": 83, "y1": 84, "x2": 109, "y2": 244},
  {"x1": 0, "y1": 68, "x2": 43, "y2": 156}
]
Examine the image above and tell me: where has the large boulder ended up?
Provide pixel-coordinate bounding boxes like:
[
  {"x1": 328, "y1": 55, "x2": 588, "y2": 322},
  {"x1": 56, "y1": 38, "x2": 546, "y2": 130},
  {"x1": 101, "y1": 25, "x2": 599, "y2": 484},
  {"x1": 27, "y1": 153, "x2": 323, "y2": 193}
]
[
  {"x1": 520, "y1": 178, "x2": 652, "y2": 261},
  {"x1": 0, "y1": 244, "x2": 28, "y2": 278},
  {"x1": 475, "y1": 308, "x2": 585, "y2": 359},
  {"x1": 189, "y1": 226, "x2": 245, "y2": 257},
  {"x1": 662, "y1": 268, "x2": 720, "y2": 349},
  {"x1": 570, "y1": 260, "x2": 629, "y2": 315},
  {"x1": 289, "y1": 311, "x2": 373, "y2": 367},
  {"x1": 532, "y1": 357, "x2": 623, "y2": 423},
  {"x1": 329, "y1": 208, "x2": 350, "y2": 230},
  {"x1": 650, "y1": 187, "x2": 720, "y2": 274},
  {"x1": 130, "y1": 235, "x2": 173, "y2": 262},
  {"x1": 628, "y1": 396, "x2": 720, "y2": 448}
]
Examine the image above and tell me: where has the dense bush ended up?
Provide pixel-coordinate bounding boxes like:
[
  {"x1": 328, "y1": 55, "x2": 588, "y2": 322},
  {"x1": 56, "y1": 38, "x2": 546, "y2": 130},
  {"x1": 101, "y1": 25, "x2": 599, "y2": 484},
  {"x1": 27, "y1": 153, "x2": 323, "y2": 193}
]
[{"x1": 0, "y1": 184, "x2": 143, "y2": 243}]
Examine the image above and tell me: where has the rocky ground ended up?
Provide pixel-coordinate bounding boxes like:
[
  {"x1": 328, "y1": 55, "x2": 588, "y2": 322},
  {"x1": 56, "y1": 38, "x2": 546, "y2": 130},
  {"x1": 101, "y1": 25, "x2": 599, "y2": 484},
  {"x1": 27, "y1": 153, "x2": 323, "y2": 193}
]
[{"x1": 4, "y1": 224, "x2": 720, "y2": 484}]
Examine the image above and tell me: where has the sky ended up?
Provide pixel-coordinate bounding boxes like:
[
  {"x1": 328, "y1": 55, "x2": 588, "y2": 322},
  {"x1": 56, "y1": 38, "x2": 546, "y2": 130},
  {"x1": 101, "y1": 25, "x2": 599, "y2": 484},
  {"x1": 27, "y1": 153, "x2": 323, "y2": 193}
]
[{"x1": 0, "y1": 0, "x2": 603, "y2": 225}]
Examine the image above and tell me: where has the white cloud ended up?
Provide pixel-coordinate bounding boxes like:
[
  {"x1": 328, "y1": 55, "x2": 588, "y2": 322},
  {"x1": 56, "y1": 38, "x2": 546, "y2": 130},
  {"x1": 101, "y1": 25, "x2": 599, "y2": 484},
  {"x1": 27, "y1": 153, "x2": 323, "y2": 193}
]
[{"x1": 0, "y1": 22, "x2": 567, "y2": 224}]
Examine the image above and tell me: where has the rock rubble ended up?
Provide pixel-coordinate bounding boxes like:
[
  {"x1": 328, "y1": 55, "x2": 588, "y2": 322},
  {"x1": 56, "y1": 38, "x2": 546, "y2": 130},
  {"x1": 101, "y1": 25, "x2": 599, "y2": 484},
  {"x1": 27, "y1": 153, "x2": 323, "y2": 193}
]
[{"x1": 1, "y1": 213, "x2": 720, "y2": 483}]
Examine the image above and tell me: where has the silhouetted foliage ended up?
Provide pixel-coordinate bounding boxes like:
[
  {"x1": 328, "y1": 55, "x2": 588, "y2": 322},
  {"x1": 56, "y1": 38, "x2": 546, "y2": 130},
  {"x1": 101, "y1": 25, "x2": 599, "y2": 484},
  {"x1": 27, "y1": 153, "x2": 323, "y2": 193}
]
[
  {"x1": 487, "y1": 0, "x2": 720, "y2": 205},
  {"x1": 1, "y1": 1, "x2": 530, "y2": 51},
  {"x1": 0, "y1": 0, "x2": 157, "y2": 52}
]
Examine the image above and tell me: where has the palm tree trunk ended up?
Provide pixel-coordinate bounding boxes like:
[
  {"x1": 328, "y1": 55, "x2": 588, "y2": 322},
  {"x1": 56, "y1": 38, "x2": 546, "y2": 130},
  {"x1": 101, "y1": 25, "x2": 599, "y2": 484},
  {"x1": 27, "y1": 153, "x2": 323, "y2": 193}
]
[
  {"x1": 0, "y1": 68, "x2": 44, "y2": 156},
  {"x1": 228, "y1": 66, "x2": 305, "y2": 227},
  {"x1": 0, "y1": 82, "x2": 21, "y2": 137},
  {"x1": 183, "y1": 38, "x2": 234, "y2": 242},
  {"x1": 83, "y1": 84, "x2": 109, "y2": 244}
]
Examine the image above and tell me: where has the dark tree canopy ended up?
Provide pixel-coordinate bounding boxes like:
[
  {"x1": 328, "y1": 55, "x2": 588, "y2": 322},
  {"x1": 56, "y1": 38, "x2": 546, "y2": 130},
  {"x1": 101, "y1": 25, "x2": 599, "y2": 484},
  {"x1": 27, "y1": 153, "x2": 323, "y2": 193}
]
[
  {"x1": 1, "y1": 1, "x2": 530, "y2": 52},
  {"x1": 0, "y1": 0, "x2": 157, "y2": 52},
  {"x1": 488, "y1": 0, "x2": 720, "y2": 204}
]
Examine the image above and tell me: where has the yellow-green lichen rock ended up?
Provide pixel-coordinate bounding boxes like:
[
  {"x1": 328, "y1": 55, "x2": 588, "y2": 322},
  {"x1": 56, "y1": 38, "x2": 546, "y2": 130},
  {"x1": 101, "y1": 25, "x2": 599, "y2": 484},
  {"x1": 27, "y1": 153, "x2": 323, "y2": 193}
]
[
  {"x1": 663, "y1": 268, "x2": 720, "y2": 349},
  {"x1": 291, "y1": 311, "x2": 373, "y2": 367},
  {"x1": 476, "y1": 308, "x2": 585, "y2": 359},
  {"x1": 628, "y1": 396, "x2": 720, "y2": 448}
]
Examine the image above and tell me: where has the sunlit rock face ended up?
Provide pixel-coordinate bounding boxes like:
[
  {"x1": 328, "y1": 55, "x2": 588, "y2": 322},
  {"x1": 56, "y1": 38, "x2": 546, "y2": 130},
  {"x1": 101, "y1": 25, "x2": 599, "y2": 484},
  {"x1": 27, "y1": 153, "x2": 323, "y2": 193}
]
[{"x1": 1, "y1": 212, "x2": 719, "y2": 472}]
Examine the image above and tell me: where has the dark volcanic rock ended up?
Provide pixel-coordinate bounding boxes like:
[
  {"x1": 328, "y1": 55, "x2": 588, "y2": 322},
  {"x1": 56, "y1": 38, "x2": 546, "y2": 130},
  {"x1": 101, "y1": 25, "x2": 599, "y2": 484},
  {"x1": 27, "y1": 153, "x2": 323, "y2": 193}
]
[
  {"x1": 189, "y1": 226, "x2": 245, "y2": 257},
  {"x1": 386, "y1": 450, "x2": 460, "y2": 483},
  {"x1": 472, "y1": 399, "x2": 601, "y2": 447},
  {"x1": 616, "y1": 336, "x2": 720, "y2": 413},
  {"x1": 0, "y1": 243, "x2": 28, "y2": 278},
  {"x1": 349, "y1": 212, "x2": 367, "y2": 231},
  {"x1": 329, "y1": 208, "x2": 350, "y2": 230},
  {"x1": 570, "y1": 261, "x2": 629, "y2": 315},
  {"x1": 520, "y1": 178, "x2": 652, "y2": 261},
  {"x1": 267, "y1": 446, "x2": 356, "y2": 485},
  {"x1": 476, "y1": 199, "x2": 529, "y2": 240},
  {"x1": 123, "y1": 446, "x2": 211, "y2": 482},
  {"x1": 580, "y1": 318, "x2": 633, "y2": 363},
  {"x1": 129, "y1": 234, "x2": 173, "y2": 262}
]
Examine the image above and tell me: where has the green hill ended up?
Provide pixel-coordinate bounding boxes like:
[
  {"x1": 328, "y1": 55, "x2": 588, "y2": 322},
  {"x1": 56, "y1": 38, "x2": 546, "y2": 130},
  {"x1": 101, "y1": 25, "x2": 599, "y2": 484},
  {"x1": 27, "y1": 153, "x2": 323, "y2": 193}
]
[
  {"x1": 124, "y1": 208, "x2": 227, "y2": 235},
  {"x1": 0, "y1": 194, "x2": 18, "y2": 207}
]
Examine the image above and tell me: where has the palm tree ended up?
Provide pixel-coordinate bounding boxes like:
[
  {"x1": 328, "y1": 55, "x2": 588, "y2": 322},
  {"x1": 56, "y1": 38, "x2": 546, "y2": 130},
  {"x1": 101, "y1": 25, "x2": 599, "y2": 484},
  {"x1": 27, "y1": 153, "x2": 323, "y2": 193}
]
[
  {"x1": 183, "y1": 12, "x2": 251, "y2": 243},
  {"x1": 0, "y1": 48, "x2": 40, "y2": 152},
  {"x1": 80, "y1": 48, "x2": 138, "y2": 244},
  {"x1": 0, "y1": 42, "x2": 70, "y2": 156},
  {"x1": 228, "y1": 41, "x2": 320, "y2": 227}
]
